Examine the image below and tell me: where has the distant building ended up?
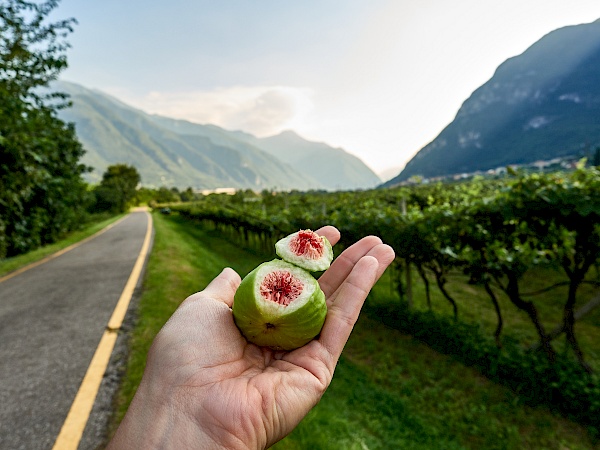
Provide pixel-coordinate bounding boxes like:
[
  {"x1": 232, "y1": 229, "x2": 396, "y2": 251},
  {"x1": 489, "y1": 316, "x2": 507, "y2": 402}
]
[{"x1": 198, "y1": 187, "x2": 237, "y2": 196}]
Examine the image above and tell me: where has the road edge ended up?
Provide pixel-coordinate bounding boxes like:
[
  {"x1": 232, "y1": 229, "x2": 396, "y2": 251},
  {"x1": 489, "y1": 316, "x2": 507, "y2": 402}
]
[{"x1": 51, "y1": 210, "x2": 153, "y2": 450}]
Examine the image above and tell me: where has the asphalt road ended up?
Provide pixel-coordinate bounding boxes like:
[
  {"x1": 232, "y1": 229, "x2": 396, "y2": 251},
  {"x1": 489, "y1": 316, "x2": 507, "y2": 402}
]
[{"x1": 0, "y1": 211, "x2": 151, "y2": 450}]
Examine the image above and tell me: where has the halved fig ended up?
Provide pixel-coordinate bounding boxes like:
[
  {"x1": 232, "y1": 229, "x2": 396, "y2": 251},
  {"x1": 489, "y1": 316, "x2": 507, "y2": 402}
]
[
  {"x1": 275, "y1": 229, "x2": 333, "y2": 272},
  {"x1": 232, "y1": 259, "x2": 327, "y2": 350}
]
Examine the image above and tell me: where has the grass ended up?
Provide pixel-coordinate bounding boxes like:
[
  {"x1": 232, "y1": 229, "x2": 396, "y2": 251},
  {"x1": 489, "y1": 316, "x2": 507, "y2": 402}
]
[
  {"x1": 112, "y1": 212, "x2": 599, "y2": 449},
  {"x1": 369, "y1": 264, "x2": 600, "y2": 372},
  {"x1": 111, "y1": 213, "x2": 265, "y2": 427},
  {"x1": 275, "y1": 317, "x2": 597, "y2": 450},
  {"x1": 0, "y1": 212, "x2": 125, "y2": 278}
]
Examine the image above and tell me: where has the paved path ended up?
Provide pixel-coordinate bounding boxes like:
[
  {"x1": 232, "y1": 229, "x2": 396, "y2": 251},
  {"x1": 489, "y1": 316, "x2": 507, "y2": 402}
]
[{"x1": 0, "y1": 211, "x2": 151, "y2": 450}]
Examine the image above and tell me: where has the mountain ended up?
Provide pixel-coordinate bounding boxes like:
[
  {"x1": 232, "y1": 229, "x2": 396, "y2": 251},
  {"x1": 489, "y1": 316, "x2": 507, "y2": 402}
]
[
  {"x1": 147, "y1": 117, "x2": 381, "y2": 191},
  {"x1": 233, "y1": 130, "x2": 381, "y2": 191},
  {"x1": 54, "y1": 81, "x2": 380, "y2": 190},
  {"x1": 378, "y1": 165, "x2": 404, "y2": 183},
  {"x1": 384, "y1": 19, "x2": 600, "y2": 186},
  {"x1": 56, "y1": 81, "x2": 318, "y2": 190}
]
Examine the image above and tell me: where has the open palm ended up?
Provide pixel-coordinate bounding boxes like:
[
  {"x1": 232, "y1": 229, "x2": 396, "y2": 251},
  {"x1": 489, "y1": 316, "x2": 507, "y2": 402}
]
[{"x1": 109, "y1": 227, "x2": 394, "y2": 450}]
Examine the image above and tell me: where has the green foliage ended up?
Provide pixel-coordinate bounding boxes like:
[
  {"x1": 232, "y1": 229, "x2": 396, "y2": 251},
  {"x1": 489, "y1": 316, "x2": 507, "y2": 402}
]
[
  {"x1": 91, "y1": 164, "x2": 140, "y2": 213},
  {"x1": 0, "y1": 0, "x2": 91, "y2": 258},
  {"x1": 123, "y1": 213, "x2": 598, "y2": 448},
  {"x1": 169, "y1": 168, "x2": 600, "y2": 428},
  {"x1": 364, "y1": 300, "x2": 600, "y2": 431},
  {"x1": 0, "y1": 212, "x2": 123, "y2": 278},
  {"x1": 134, "y1": 187, "x2": 159, "y2": 206},
  {"x1": 178, "y1": 187, "x2": 195, "y2": 202},
  {"x1": 151, "y1": 186, "x2": 181, "y2": 205}
]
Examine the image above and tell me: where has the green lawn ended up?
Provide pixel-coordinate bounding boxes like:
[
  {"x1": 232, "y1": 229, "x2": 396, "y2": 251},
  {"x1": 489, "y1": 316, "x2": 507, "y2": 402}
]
[
  {"x1": 0, "y1": 212, "x2": 125, "y2": 279},
  {"x1": 111, "y1": 212, "x2": 599, "y2": 449}
]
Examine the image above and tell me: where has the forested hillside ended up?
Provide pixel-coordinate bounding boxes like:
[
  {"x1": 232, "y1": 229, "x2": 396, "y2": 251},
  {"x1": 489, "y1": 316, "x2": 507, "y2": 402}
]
[
  {"x1": 56, "y1": 81, "x2": 381, "y2": 191},
  {"x1": 387, "y1": 20, "x2": 600, "y2": 185}
]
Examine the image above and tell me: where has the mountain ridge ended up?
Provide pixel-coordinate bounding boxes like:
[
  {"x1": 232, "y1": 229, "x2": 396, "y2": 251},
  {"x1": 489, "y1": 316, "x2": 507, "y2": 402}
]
[
  {"x1": 384, "y1": 20, "x2": 600, "y2": 186},
  {"x1": 55, "y1": 80, "x2": 381, "y2": 191},
  {"x1": 232, "y1": 129, "x2": 380, "y2": 190}
]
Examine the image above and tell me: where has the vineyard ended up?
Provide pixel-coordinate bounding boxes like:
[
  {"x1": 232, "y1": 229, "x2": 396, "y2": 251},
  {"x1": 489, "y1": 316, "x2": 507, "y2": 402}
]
[{"x1": 168, "y1": 164, "x2": 600, "y2": 431}]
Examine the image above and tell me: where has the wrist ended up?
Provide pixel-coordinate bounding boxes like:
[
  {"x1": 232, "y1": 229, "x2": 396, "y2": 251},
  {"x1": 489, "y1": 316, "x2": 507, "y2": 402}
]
[{"x1": 107, "y1": 377, "x2": 218, "y2": 449}]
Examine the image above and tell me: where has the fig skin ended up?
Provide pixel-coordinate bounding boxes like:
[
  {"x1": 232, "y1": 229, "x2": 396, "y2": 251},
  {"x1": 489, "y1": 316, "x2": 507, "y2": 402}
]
[
  {"x1": 275, "y1": 229, "x2": 333, "y2": 272},
  {"x1": 232, "y1": 260, "x2": 327, "y2": 350}
]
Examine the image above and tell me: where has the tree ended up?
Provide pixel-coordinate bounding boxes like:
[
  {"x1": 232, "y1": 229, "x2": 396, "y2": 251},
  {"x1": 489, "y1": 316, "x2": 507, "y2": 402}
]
[
  {"x1": 92, "y1": 164, "x2": 141, "y2": 213},
  {"x1": 179, "y1": 187, "x2": 195, "y2": 202},
  {"x1": 593, "y1": 147, "x2": 600, "y2": 167},
  {"x1": 152, "y1": 186, "x2": 180, "y2": 204},
  {"x1": 0, "y1": 0, "x2": 90, "y2": 258}
]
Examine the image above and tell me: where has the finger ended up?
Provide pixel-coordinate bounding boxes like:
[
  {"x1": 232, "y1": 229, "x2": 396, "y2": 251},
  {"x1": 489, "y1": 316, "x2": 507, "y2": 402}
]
[
  {"x1": 366, "y1": 243, "x2": 396, "y2": 285},
  {"x1": 318, "y1": 255, "x2": 379, "y2": 370},
  {"x1": 315, "y1": 225, "x2": 340, "y2": 247},
  {"x1": 325, "y1": 242, "x2": 395, "y2": 306},
  {"x1": 318, "y1": 235, "x2": 383, "y2": 298},
  {"x1": 186, "y1": 267, "x2": 241, "y2": 308}
]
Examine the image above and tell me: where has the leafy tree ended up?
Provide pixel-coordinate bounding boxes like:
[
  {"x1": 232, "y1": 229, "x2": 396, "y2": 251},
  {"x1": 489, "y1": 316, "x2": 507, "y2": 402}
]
[
  {"x1": 152, "y1": 186, "x2": 181, "y2": 204},
  {"x1": 179, "y1": 187, "x2": 195, "y2": 202},
  {"x1": 134, "y1": 186, "x2": 158, "y2": 206},
  {"x1": 0, "y1": 0, "x2": 90, "y2": 258},
  {"x1": 92, "y1": 164, "x2": 141, "y2": 213}
]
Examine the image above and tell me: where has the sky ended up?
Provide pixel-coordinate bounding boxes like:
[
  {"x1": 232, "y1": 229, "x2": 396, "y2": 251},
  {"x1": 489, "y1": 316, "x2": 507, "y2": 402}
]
[{"x1": 51, "y1": 0, "x2": 600, "y2": 178}]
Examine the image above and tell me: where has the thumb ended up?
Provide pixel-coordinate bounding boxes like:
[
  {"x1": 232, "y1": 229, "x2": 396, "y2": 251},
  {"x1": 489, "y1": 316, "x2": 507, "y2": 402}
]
[{"x1": 187, "y1": 267, "x2": 241, "y2": 308}]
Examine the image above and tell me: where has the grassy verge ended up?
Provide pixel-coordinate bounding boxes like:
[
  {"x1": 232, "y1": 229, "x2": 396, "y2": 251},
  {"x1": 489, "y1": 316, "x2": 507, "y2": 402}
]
[
  {"x1": 112, "y1": 212, "x2": 598, "y2": 449},
  {"x1": 0, "y1": 212, "x2": 125, "y2": 278},
  {"x1": 111, "y1": 213, "x2": 265, "y2": 427}
]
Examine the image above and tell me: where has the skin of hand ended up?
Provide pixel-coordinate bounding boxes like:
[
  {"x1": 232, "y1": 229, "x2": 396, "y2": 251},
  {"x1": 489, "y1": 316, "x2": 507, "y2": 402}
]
[{"x1": 107, "y1": 226, "x2": 395, "y2": 450}]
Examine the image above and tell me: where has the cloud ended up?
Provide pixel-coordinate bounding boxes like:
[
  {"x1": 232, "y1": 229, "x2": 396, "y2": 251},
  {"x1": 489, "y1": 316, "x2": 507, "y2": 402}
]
[{"x1": 124, "y1": 85, "x2": 314, "y2": 137}]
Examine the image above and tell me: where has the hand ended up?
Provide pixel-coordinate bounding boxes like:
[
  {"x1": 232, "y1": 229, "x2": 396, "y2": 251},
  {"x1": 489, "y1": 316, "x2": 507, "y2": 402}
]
[{"x1": 107, "y1": 226, "x2": 395, "y2": 449}]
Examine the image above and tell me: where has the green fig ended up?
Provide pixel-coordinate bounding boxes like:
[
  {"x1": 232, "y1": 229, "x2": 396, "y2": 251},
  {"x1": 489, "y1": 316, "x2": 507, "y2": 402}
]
[
  {"x1": 232, "y1": 259, "x2": 327, "y2": 350},
  {"x1": 275, "y1": 229, "x2": 333, "y2": 272}
]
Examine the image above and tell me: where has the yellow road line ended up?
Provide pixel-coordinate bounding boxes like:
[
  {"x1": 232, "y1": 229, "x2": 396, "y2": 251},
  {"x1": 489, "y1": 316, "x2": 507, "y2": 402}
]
[
  {"x1": 52, "y1": 211, "x2": 153, "y2": 450},
  {"x1": 0, "y1": 215, "x2": 127, "y2": 285}
]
